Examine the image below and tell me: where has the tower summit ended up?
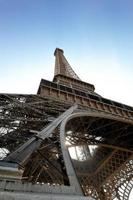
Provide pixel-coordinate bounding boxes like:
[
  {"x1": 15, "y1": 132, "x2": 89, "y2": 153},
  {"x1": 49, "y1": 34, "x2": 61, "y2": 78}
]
[
  {"x1": 53, "y1": 48, "x2": 95, "y2": 93},
  {"x1": 54, "y1": 48, "x2": 80, "y2": 80},
  {"x1": 38, "y1": 48, "x2": 96, "y2": 100}
]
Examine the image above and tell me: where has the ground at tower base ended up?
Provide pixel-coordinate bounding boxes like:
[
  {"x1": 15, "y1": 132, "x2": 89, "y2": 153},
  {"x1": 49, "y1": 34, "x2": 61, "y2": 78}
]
[{"x1": 0, "y1": 48, "x2": 132, "y2": 200}]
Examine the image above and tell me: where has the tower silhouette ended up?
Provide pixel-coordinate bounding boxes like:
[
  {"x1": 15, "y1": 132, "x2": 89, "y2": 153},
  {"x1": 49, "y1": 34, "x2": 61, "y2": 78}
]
[{"x1": 0, "y1": 49, "x2": 132, "y2": 200}]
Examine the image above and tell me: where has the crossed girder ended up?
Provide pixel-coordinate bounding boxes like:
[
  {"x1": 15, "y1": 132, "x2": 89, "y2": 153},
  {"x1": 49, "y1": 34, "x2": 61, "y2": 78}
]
[
  {"x1": 0, "y1": 93, "x2": 132, "y2": 200},
  {"x1": 0, "y1": 93, "x2": 70, "y2": 155}
]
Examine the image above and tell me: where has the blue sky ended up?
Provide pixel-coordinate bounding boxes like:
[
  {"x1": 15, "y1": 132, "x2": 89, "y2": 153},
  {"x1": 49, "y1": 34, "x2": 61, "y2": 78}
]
[{"x1": 0, "y1": 0, "x2": 133, "y2": 106}]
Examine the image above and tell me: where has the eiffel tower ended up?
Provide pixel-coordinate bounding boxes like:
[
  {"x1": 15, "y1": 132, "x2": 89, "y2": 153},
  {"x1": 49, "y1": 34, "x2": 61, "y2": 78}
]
[{"x1": 0, "y1": 48, "x2": 132, "y2": 200}]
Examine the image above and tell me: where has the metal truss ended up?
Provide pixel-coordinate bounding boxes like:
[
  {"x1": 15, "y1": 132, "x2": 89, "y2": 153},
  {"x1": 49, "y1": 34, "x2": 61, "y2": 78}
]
[
  {"x1": 65, "y1": 113, "x2": 133, "y2": 200},
  {"x1": 0, "y1": 93, "x2": 70, "y2": 157},
  {"x1": 0, "y1": 93, "x2": 133, "y2": 200}
]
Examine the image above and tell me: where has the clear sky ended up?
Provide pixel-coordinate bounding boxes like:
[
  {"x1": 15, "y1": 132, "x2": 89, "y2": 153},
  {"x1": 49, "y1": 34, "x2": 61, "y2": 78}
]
[{"x1": 0, "y1": 0, "x2": 133, "y2": 107}]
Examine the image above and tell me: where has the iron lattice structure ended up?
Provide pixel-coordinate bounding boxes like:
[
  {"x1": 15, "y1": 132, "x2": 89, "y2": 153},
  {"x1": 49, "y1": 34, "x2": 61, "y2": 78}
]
[{"x1": 0, "y1": 48, "x2": 133, "y2": 200}]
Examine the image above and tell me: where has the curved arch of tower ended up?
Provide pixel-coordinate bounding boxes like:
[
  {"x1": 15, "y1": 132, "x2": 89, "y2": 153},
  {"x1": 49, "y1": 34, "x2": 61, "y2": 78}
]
[{"x1": 0, "y1": 48, "x2": 132, "y2": 200}]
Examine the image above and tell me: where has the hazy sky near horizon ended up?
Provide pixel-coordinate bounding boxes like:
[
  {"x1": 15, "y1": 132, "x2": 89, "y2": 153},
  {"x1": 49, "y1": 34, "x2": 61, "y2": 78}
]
[{"x1": 0, "y1": 0, "x2": 133, "y2": 106}]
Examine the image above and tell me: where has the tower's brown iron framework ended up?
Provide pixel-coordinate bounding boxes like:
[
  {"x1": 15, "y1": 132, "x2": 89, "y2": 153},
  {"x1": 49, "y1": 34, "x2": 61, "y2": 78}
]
[{"x1": 0, "y1": 48, "x2": 132, "y2": 200}]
